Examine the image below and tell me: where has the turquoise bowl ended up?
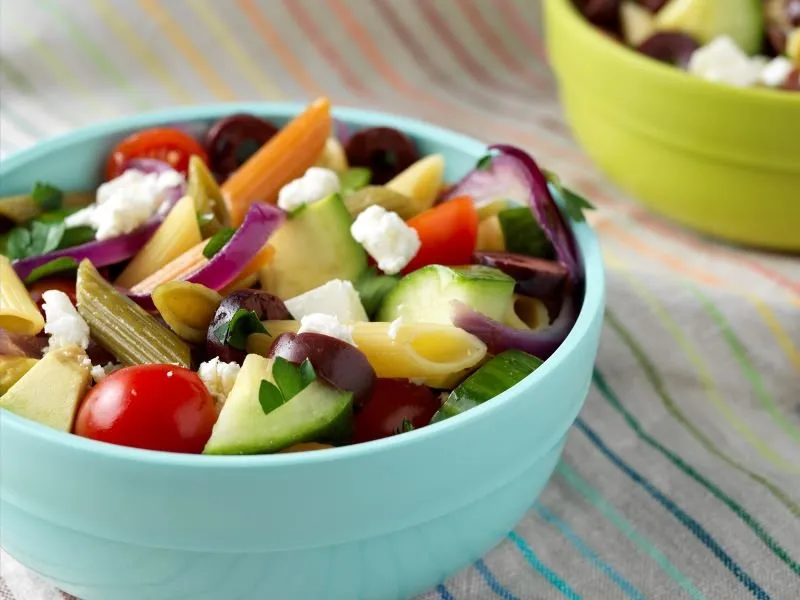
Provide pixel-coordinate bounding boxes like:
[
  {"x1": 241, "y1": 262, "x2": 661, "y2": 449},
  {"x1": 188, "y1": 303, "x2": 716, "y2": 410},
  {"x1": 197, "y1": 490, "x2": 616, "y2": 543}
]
[{"x1": 0, "y1": 104, "x2": 605, "y2": 600}]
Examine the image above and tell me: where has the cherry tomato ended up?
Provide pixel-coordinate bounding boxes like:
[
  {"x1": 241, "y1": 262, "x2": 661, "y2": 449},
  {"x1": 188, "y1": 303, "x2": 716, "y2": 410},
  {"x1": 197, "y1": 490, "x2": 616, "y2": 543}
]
[
  {"x1": 403, "y1": 196, "x2": 479, "y2": 274},
  {"x1": 353, "y1": 379, "x2": 440, "y2": 443},
  {"x1": 105, "y1": 128, "x2": 208, "y2": 180},
  {"x1": 75, "y1": 364, "x2": 217, "y2": 454}
]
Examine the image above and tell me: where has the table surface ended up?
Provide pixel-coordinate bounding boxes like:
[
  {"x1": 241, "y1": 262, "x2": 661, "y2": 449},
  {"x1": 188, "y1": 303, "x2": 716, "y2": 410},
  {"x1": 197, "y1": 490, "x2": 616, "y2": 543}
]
[{"x1": 0, "y1": 1, "x2": 798, "y2": 599}]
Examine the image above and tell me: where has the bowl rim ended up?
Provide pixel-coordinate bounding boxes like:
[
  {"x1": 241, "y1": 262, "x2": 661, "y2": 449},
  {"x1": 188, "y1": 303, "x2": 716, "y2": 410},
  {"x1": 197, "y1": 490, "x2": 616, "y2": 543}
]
[
  {"x1": 0, "y1": 102, "x2": 605, "y2": 467},
  {"x1": 549, "y1": 0, "x2": 800, "y2": 108}
]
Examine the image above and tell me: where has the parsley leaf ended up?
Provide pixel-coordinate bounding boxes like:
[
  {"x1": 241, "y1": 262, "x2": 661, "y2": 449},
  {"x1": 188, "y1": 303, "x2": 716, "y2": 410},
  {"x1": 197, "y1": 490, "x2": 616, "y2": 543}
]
[
  {"x1": 339, "y1": 167, "x2": 371, "y2": 195},
  {"x1": 354, "y1": 267, "x2": 399, "y2": 318},
  {"x1": 31, "y1": 182, "x2": 64, "y2": 212},
  {"x1": 6, "y1": 221, "x2": 66, "y2": 260},
  {"x1": 24, "y1": 257, "x2": 79, "y2": 284},
  {"x1": 545, "y1": 171, "x2": 595, "y2": 223},
  {"x1": 212, "y1": 308, "x2": 267, "y2": 351},
  {"x1": 58, "y1": 226, "x2": 96, "y2": 249},
  {"x1": 5, "y1": 227, "x2": 32, "y2": 260},
  {"x1": 476, "y1": 154, "x2": 493, "y2": 170},
  {"x1": 203, "y1": 227, "x2": 236, "y2": 259},
  {"x1": 394, "y1": 418, "x2": 415, "y2": 435},
  {"x1": 273, "y1": 356, "x2": 304, "y2": 401},
  {"x1": 299, "y1": 358, "x2": 317, "y2": 387},
  {"x1": 258, "y1": 380, "x2": 285, "y2": 415}
]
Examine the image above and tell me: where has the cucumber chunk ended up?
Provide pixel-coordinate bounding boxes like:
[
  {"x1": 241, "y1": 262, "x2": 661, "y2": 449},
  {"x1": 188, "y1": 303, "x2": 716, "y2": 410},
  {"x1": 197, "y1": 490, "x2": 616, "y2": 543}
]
[
  {"x1": 376, "y1": 265, "x2": 515, "y2": 325},
  {"x1": 204, "y1": 354, "x2": 353, "y2": 455},
  {"x1": 497, "y1": 207, "x2": 554, "y2": 259},
  {"x1": 432, "y1": 349, "x2": 543, "y2": 422}
]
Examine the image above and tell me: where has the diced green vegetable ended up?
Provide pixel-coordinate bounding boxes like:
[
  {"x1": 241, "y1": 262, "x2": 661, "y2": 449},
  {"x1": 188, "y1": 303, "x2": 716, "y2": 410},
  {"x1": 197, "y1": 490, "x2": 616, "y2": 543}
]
[
  {"x1": 432, "y1": 350, "x2": 543, "y2": 422},
  {"x1": 339, "y1": 167, "x2": 371, "y2": 195},
  {"x1": 377, "y1": 264, "x2": 515, "y2": 325},
  {"x1": 76, "y1": 260, "x2": 191, "y2": 367},
  {"x1": 497, "y1": 207, "x2": 554, "y2": 259}
]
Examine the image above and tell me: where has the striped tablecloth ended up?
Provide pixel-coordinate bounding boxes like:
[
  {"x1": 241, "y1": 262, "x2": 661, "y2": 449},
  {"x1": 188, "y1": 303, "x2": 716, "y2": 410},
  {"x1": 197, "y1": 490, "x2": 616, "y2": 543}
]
[{"x1": 1, "y1": 1, "x2": 798, "y2": 599}]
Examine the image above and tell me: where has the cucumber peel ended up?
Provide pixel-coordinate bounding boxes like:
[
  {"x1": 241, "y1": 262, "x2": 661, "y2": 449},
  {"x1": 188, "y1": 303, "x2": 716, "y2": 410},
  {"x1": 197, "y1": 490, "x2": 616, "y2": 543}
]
[{"x1": 432, "y1": 349, "x2": 543, "y2": 422}]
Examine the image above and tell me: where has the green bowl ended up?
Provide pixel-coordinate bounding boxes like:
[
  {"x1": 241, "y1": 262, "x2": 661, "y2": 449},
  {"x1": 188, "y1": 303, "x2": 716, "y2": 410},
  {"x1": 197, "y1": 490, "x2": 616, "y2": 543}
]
[{"x1": 545, "y1": 0, "x2": 800, "y2": 251}]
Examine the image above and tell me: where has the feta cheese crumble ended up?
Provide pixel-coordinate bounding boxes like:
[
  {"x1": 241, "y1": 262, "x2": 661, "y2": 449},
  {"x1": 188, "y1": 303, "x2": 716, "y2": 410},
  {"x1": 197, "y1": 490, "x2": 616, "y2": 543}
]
[
  {"x1": 65, "y1": 168, "x2": 184, "y2": 241},
  {"x1": 91, "y1": 362, "x2": 120, "y2": 383},
  {"x1": 298, "y1": 313, "x2": 355, "y2": 346},
  {"x1": 350, "y1": 205, "x2": 421, "y2": 275},
  {"x1": 687, "y1": 36, "x2": 764, "y2": 88},
  {"x1": 198, "y1": 357, "x2": 241, "y2": 405},
  {"x1": 41, "y1": 290, "x2": 90, "y2": 351},
  {"x1": 277, "y1": 167, "x2": 340, "y2": 213},
  {"x1": 388, "y1": 317, "x2": 404, "y2": 340},
  {"x1": 760, "y1": 56, "x2": 795, "y2": 88},
  {"x1": 285, "y1": 279, "x2": 368, "y2": 323}
]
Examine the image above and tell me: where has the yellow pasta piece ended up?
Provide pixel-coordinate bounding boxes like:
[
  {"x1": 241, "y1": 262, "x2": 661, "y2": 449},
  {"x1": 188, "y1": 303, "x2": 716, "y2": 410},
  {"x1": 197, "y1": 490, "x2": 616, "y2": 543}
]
[
  {"x1": 385, "y1": 154, "x2": 445, "y2": 215},
  {"x1": 115, "y1": 195, "x2": 202, "y2": 288},
  {"x1": 0, "y1": 357, "x2": 38, "y2": 395},
  {"x1": 152, "y1": 281, "x2": 223, "y2": 343},
  {"x1": 0, "y1": 191, "x2": 94, "y2": 224},
  {"x1": 314, "y1": 137, "x2": 349, "y2": 173},
  {"x1": 0, "y1": 256, "x2": 45, "y2": 335},
  {"x1": 248, "y1": 320, "x2": 487, "y2": 380},
  {"x1": 476, "y1": 216, "x2": 505, "y2": 252},
  {"x1": 128, "y1": 241, "x2": 208, "y2": 295},
  {"x1": 503, "y1": 294, "x2": 550, "y2": 331},
  {"x1": 187, "y1": 155, "x2": 230, "y2": 235}
]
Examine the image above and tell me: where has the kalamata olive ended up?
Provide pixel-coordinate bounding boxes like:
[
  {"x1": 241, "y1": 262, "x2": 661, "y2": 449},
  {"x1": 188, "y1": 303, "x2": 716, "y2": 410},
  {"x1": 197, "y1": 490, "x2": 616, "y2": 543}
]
[
  {"x1": 206, "y1": 290, "x2": 290, "y2": 364},
  {"x1": 0, "y1": 329, "x2": 48, "y2": 358},
  {"x1": 473, "y1": 251, "x2": 570, "y2": 317},
  {"x1": 637, "y1": 32, "x2": 701, "y2": 68},
  {"x1": 267, "y1": 332, "x2": 377, "y2": 408},
  {"x1": 353, "y1": 379, "x2": 439, "y2": 443},
  {"x1": 206, "y1": 114, "x2": 279, "y2": 181},
  {"x1": 345, "y1": 127, "x2": 419, "y2": 184},
  {"x1": 638, "y1": 0, "x2": 669, "y2": 12},
  {"x1": 576, "y1": 0, "x2": 620, "y2": 26},
  {"x1": 783, "y1": 69, "x2": 800, "y2": 90}
]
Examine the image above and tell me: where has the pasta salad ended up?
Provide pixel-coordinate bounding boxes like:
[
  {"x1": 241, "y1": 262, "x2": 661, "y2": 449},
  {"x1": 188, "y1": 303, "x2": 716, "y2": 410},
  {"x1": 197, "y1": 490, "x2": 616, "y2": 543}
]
[{"x1": 0, "y1": 98, "x2": 592, "y2": 455}]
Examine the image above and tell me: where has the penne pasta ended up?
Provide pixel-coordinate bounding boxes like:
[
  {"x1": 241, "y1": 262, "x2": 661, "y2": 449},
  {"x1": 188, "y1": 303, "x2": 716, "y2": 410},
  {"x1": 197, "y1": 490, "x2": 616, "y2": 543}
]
[
  {"x1": 76, "y1": 260, "x2": 191, "y2": 367},
  {"x1": 343, "y1": 186, "x2": 417, "y2": 220},
  {"x1": 0, "y1": 357, "x2": 38, "y2": 395},
  {"x1": 313, "y1": 137, "x2": 349, "y2": 173},
  {"x1": 128, "y1": 240, "x2": 208, "y2": 295},
  {"x1": 187, "y1": 155, "x2": 230, "y2": 236},
  {"x1": 385, "y1": 154, "x2": 445, "y2": 215},
  {"x1": 0, "y1": 255, "x2": 45, "y2": 335},
  {"x1": 248, "y1": 320, "x2": 487, "y2": 380},
  {"x1": 222, "y1": 97, "x2": 332, "y2": 226},
  {"x1": 503, "y1": 294, "x2": 550, "y2": 331},
  {"x1": 152, "y1": 281, "x2": 223, "y2": 343},
  {"x1": 115, "y1": 195, "x2": 202, "y2": 288}
]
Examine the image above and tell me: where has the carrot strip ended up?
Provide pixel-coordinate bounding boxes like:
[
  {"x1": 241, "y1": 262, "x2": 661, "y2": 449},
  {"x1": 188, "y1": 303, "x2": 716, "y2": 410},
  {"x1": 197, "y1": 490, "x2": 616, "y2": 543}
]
[
  {"x1": 219, "y1": 243, "x2": 275, "y2": 296},
  {"x1": 129, "y1": 241, "x2": 208, "y2": 295},
  {"x1": 222, "y1": 97, "x2": 332, "y2": 225}
]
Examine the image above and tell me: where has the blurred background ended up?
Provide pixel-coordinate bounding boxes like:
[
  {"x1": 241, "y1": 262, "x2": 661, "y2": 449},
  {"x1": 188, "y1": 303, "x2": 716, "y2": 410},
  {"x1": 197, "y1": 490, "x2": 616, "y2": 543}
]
[{"x1": 1, "y1": 1, "x2": 799, "y2": 599}]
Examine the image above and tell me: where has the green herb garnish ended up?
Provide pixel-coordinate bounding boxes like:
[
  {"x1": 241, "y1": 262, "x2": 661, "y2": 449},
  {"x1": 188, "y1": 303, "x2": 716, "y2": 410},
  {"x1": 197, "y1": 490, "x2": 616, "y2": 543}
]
[
  {"x1": 545, "y1": 171, "x2": 595, "y2": 223},
  {"x1": 354, "y1": 267, "x2": 400, "y2": 318},
  {"x1": 5, "y1": 220, "x2": 65, "y2": 260},
  {"x1": 339, "y1": 167, "x2": 371, "y2": 195},
  {"x1": 203, "y1": 227, "x2": 236, "y2": 259},
  {"x1": 58, "y1": 226, "x2": 95, "y2": 249},
  {"x1": 476, "y1": 154, "x2": 493, "y2": 170},
  {"x1": 394, "y1": 418, "x2": 415, "y2": 435},
  {"x1": 24, "y1": 257, "x2": 79, "y2": 284},
  {"x1": 31, "y1": 182, "x2": 64, "y2": 212},
  {"x1": 258, "y1": 380, "x2": 285, "y2": 415},
  {"x1": 257, "y1": 359, "x2": 318, "y2": 415},
  {"x1": 212, "y1": 308, "x2": 267, "y2": 351}
]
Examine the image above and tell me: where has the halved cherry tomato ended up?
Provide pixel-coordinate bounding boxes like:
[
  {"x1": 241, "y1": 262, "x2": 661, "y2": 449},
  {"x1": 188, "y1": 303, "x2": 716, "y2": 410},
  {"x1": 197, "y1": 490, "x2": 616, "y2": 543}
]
[
  {"x1": 75, "y1": 364, "x2": 217, "y2": 454},
  {"x1": 105, "y1": 128, "x2": 209, "y2": 180},
  {"x1": 353, "y1": 379, "x2": 440, "y2": 443},
  {"x1": 403, "y1": 196, "x2": 479, "y2": 274}
]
